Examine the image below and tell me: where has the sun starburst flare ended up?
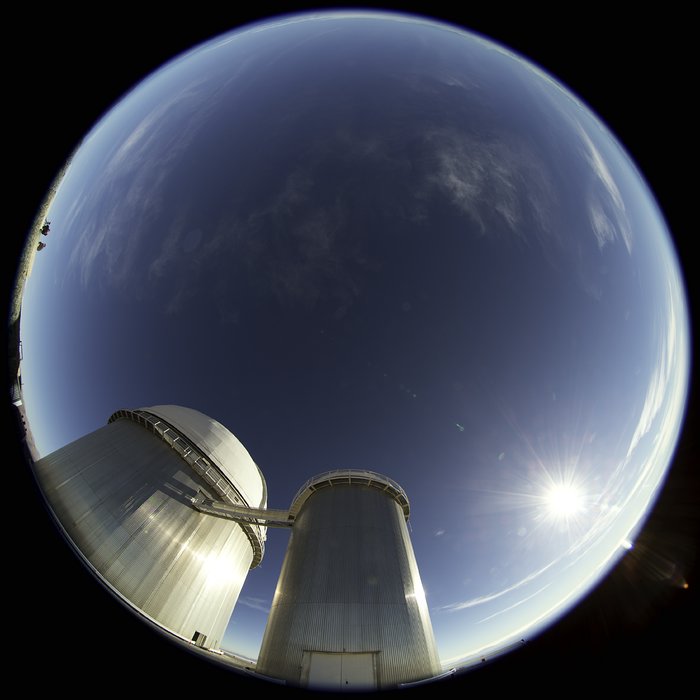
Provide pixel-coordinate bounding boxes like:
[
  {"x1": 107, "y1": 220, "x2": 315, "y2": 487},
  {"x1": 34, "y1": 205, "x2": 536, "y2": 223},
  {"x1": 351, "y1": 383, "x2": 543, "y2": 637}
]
[{"x1": 544, "y1": 483, "x2": 586, "y2": 519}]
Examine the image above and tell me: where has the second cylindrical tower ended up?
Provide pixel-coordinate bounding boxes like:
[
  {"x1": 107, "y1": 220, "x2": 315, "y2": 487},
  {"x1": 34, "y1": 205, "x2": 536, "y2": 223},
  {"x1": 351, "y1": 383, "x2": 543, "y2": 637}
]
[{"x1": 256, "y1": 470, "x2": 441, "y2": 690}]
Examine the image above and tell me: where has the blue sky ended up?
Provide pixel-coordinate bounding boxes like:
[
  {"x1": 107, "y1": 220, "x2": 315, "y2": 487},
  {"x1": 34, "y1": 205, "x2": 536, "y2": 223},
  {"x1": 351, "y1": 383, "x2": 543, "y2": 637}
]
[{"x1": 18, "y1": 11, "x2": 691, "y2": 667}]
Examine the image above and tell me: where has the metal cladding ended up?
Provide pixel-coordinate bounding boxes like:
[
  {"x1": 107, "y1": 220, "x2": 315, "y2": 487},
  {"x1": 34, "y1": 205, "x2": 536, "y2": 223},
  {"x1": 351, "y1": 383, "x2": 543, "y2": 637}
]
[
  {"x1": 32, "y1": 406, "x2": 267, "y2": 650},
  {"x1": 256, "y1": 470, "x2": 441, "y2": 690},
  {"x1": 143, "y1": 405, "x2": 267, "y2": 511}
]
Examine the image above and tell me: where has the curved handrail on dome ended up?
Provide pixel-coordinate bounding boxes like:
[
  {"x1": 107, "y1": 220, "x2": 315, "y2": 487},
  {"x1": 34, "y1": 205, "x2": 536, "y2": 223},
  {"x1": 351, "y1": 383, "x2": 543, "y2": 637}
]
[
  {"x1": 108, "y1": 408, "x2": 266, "y2": 568},
  {"x1": 289, "y1": 468, "x2": 410, "y2": 521}
]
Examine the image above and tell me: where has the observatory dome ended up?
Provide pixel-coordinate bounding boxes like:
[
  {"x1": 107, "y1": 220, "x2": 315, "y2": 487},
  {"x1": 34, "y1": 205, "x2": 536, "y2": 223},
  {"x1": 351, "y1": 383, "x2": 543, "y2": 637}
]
[
  {"x1": 144, "y1": 405, "x2": 266, "y2": 509},
  {"x1": 33, "y1": 404, "x2": 267, "y2": 649}
]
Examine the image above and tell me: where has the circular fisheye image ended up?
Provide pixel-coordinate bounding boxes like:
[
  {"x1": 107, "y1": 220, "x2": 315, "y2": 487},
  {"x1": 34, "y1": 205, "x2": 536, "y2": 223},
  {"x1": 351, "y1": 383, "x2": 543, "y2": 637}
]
[{"x1": 8, "y1": 7, "x2": 693, "y2": 695}]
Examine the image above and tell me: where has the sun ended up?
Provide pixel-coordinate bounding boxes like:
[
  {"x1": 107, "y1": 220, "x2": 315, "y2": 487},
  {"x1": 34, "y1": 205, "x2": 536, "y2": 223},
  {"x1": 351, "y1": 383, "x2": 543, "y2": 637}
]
[{"x1": 544, "y1": 483, "x2": 586, "y2": 519}]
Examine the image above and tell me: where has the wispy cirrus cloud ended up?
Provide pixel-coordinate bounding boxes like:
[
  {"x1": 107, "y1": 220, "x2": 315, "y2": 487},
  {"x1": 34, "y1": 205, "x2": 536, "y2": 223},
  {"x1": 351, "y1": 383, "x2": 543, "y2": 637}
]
[
  {"x1": 423, "y1": 127, "x2": 555, "y2": 248},
  {"x1": 238, "y1": 596, "x2": 271, "y2": 613},
  {"x1": 434, "y1": 559, "x2": 557, "y2": 614},
  {"x1": 65, "y1": 73, "x2": 219, "y2": 295},
  {"x1": 577, "y1": 124, "x2": 632, "y2": 254}
]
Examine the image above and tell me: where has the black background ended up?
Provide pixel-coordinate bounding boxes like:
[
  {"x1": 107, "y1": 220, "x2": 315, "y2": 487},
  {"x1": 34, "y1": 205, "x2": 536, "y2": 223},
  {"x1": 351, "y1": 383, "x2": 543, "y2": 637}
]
[{"x1": 7, "y1": 4, "x2": 697, "y2": 696}]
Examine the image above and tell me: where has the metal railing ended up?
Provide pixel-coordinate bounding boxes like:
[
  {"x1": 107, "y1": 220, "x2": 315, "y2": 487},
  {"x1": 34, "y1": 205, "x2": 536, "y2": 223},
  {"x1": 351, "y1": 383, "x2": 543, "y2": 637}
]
[
  {"x1": 191, "y1": 492, "x2": 294, "y2": 527},
  {"x1": 110, "y1": 412, "x2": 411, "y2": 551},
  {"x1": 109, "y1": 408, "x2": 266, "y2": 567},
  {"x1": 289, "y1": 469, "x2": 410, "y2": 520}
]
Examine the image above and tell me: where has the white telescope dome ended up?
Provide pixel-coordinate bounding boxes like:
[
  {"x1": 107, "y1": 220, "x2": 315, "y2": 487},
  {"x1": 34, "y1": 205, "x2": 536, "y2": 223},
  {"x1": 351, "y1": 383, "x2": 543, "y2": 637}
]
[{"x1": 145, "y1": 405, "x2": 266, "y2": 509}]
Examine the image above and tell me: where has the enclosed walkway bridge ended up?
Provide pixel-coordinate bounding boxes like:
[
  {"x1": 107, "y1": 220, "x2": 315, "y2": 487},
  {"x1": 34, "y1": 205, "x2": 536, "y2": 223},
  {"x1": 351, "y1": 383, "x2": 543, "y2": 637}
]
[{"x1": 191, "y1": 468, "x2": 411, "y2": 528}]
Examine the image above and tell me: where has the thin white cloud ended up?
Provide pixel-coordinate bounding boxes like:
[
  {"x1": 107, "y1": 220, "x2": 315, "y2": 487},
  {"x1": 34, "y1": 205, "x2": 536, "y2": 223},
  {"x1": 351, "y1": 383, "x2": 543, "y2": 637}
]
[
  {"x1": 238, "y1": 596, "x2": 271, "y2": 613},
  {"x1": 577, "y1": 124, "x2": 632, "y2": 254},
  {"x1": 229, "y1": 158, "x2": 369, "y2": 314},
  {"x1": 148, "y1": 217, "x2": 187, "y2": 281},
  {"x1": 435, "y1": 559, "x2": 557, "y2": 613},
  {"x1": 423, "y1": 127, "x2": 555, "y2": 249},
  {"x1": 105, "y1": 73, "x2": 213, "y2": 177},
  {"x1": 65, "y1": 73, "x2": 220, "y2": 294},
  {"x1": 627, "y1": 300, "x2": 674, "y2": 459},
  {"x1": 621, "y1": 276, "x2": 689, "y2": 512},
  {"x1": 475, "y1": 581, "x2": 553, "y2": 623}
]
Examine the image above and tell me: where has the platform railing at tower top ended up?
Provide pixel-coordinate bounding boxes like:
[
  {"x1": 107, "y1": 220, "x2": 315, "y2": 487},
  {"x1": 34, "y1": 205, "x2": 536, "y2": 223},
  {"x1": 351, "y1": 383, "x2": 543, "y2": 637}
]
[
  {"x1": 289, "y1": 469, "x2": 410, "y2": 520},
  {"x1": 191, "y1": 468, "x2": 412, "y2": 529}
]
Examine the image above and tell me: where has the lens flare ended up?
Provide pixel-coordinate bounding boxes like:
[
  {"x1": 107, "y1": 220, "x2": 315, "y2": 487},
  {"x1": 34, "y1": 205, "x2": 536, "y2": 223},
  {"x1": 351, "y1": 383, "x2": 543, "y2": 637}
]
[{"x1": 544, "y1": 483, "x2": 586, "y2": 518}]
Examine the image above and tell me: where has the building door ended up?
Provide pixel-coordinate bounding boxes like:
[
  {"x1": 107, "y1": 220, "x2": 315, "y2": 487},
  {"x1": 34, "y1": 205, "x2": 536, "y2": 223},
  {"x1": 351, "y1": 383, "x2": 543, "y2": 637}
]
[
  {"x1": 303, "y1": 651, "x2": 377, "y2": 690},
  {"x1": 340, "y1": 653, "x2": 376, "y2": 689}
]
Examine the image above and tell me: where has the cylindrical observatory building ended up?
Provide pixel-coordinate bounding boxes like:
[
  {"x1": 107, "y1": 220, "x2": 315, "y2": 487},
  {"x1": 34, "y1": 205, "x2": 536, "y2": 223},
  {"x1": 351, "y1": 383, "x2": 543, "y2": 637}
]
[
  {"x1": 256, "y1": 469, "x2": 441, "y2": 691},
  {"x1": 32, "y1": 405, "x2": 266, "y2": 650}
]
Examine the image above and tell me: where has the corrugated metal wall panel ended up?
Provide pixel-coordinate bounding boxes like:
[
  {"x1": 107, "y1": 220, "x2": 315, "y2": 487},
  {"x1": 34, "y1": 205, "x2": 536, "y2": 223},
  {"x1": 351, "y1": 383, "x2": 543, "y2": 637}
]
[
  {"x1": 256, "y1": 484, "x2": 440, "y2": 688},
  {"x1": 34, "y1": 417, "x2": 255, "y2": 648}
]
